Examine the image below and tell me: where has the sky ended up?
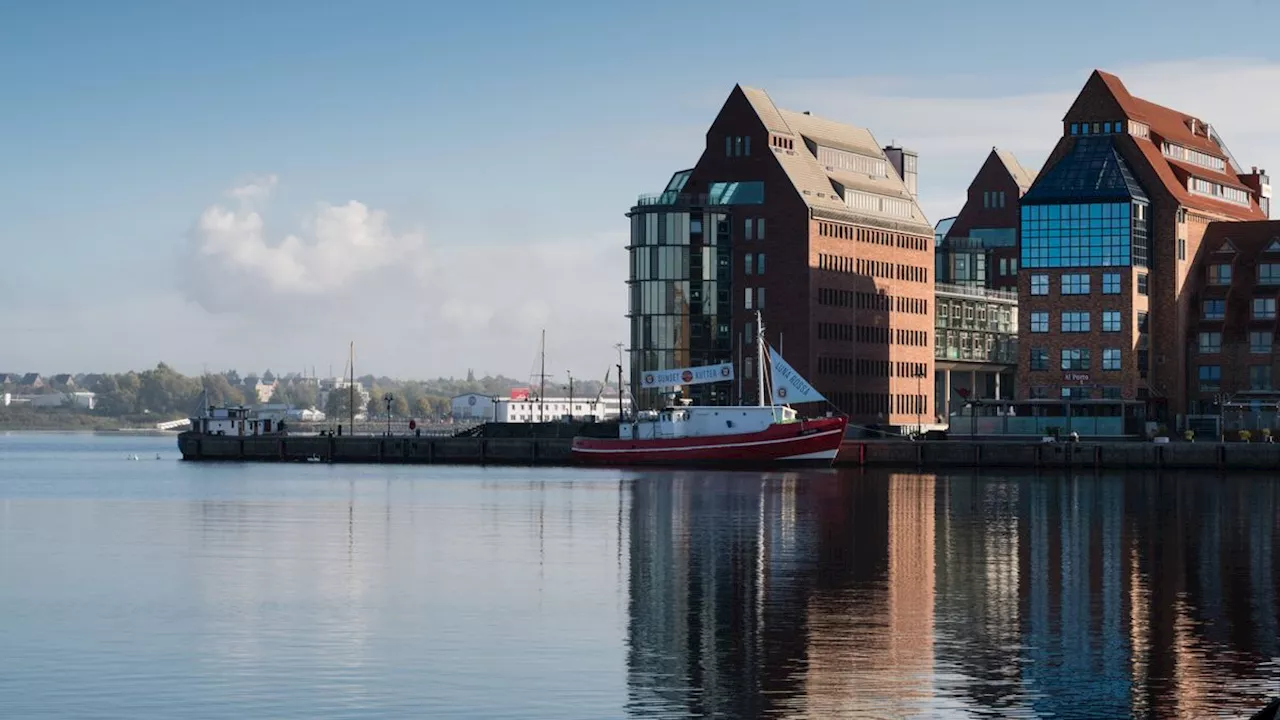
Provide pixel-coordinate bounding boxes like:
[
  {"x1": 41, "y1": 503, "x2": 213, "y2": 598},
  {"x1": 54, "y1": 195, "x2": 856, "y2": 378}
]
[{"x1": 3, "y1": 0, "x2": 1280, "y2": 382}]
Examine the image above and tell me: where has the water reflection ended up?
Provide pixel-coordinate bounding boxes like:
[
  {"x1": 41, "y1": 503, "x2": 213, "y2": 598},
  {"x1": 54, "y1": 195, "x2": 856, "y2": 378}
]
[{"x1": 625, "y1": 471, "x2": 1280, "y2": 719}]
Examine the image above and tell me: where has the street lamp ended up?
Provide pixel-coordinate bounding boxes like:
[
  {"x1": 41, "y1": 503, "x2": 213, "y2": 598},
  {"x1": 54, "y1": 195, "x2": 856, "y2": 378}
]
[
  {"x1": 566, "y1": 371, "x2": 574, "y2": 422},
  {"x1": 914, "y1": 365, "x2": 926, "y2": 437},
  {"x1": 383, "y1": 393, "x2": 393, "y2": 436}
]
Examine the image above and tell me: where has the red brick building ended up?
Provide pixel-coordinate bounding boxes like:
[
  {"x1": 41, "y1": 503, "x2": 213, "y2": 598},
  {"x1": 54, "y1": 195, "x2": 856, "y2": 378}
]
[
  {"x1": 626, "y1": 85, "x2": 935, "y2": 429},
  {"x1": 939, "y1": 147, "x2": 1036, "y2": 291},
  {"x1": 1016, "y1": 70, "x2": 1270, "y2": 425},
  {"x1": 1186, "y1": 221, "x2": 1280, "y2": 431}
]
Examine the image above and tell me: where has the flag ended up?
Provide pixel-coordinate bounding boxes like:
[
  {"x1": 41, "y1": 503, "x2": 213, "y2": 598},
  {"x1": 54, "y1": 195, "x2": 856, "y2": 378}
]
[{"x1": 769, "y1": 347, "x2": 825, "y2": 405}]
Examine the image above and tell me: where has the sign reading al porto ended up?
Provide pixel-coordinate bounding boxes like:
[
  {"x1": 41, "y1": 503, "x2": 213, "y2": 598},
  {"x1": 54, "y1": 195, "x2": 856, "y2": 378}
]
[
  {"x1": 640, "y1": 362, "x2": 735, "y2": 388},
  {"x1": 1063, "y1": 373, "x2": 1091, "y2": 382}
]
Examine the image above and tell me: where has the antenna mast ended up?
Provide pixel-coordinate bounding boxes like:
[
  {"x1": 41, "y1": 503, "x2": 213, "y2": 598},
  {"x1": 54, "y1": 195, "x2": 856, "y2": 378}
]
[
  {"x1": 348, "y1": 341, "x2": 355, "y2": 434},
  {"x1": 539, "y1": 329, "x2": 546, "y2": 423}
]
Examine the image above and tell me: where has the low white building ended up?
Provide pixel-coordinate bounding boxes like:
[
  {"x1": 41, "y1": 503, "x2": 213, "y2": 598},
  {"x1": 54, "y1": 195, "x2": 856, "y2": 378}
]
[
  {"x1": 2, "y1": 391, "x2": 95, "y2": 410},
  {"x1": 451, "y1": 391, "x2": 623, "y2": 423},
  {"x1": 496, "y1": 396, "x2": 621, "y2": 423}
]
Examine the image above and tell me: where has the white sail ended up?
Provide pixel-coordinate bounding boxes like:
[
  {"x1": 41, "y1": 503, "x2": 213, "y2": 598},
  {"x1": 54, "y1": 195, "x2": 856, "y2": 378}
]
[{"x1": 769, "y1": 347, "x2": 825, "y2": 405}]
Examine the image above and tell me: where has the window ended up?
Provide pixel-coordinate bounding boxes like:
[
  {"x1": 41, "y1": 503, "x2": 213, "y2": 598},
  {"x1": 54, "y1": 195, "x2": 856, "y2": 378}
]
[
  {"x1": 757, "y1": 287, "x2": 765, "y2": 309},
  {"x1": 1030, "y1": 347, "x2": 1048, "y2": 370},
  {"x1": 1260, "y1": 264, "x2": 1280, "y2": 284},
  {"x1": 1208, "y1": 263, "x2": 1232, "y2": 285},
  {"x1": 1070, "y1": 123, "x2": 1079, "y2": 135},
  {"x1": 998, "y1": 191, "x2": 1006, "y2": 208},
  {"x1": 757, "y1": 218, "x2": 765, "y2": 240},
  {"x1": 1137, "y1": 273, "x2": 1148, "y2": 295},
  {"x1": 1138, "y1": 349, "x2": 1149, "y2": 378},
  {"x1": 983, "y1": 191, "x2": 990, "y2": 208},
  {"x1": 756, "y1": 253, "x2": 765, "y2": 275},
  {"x1": 1178, "y1": 238, "x2": 1186, "y2": 261},
  {"x1": 745, "y1": 253, "x2": 754, "y2": 275},
  {"x1": 1101, "y1": 386, "x2": 1123, "y2": 400},
  {"x1": 744, "y1": 136, "x2": 751, "y2": 156},
  {"x1": 1199, "y1": 365, "x2": 1221, "y2": 391},
  {"x1": 1031, "y1": 312, "x2": 1049, "y2": 333},
  {"x1": 1102, "y1": 273, "x2": 1121, "y2": 294},
  {"x1": 1251, "y1": 331, "x2": 1272, "y2": 354},
  {"x1": 734, "y1": 137, "x2": 743, "y2": 157},
  {"x1": 1103, "y1": 348, "x2": 1122, "y2": 371},
  {"x1": 745, "y1": 217, "x2": 754, "y2": 240},
  {"x1": 1102, "y1": 311, "x2": 1121, "y2": 332},
  {"x1": 1031, "y1": 274, "x2": 1048, "y2": 296},
  {"x1": 1020, "y1": 201, "x2": 1140, "y2": 269},
  {"x1": 1062, "y1": 273, "x2": 1090, "y2": 295},
  {"x1": 1199, "y1": 332, "x2": 1222, "y2": 353},
  {"x1": 745, "y1": 287, "x2": 753, "y2": 310},
  {"x1": 1061, "y1": 348, "x2": 1090, "y2": 370},
  {"x1": 1203, "y1": 299, "x2": 1225, "y2": 320},
  {"x1": 1251, "y1": 365, "x2": 1273, "y2": 390},
  {"x1": 1254, "y1": 297, "x2": 1277, "y2": 320},
  {"x1": 726, "y1": 136, "x2": 732, "y2": 157},
  {"x1": 1062, "y1": 386, "x2": 1090, "y2": 400},
  {"x1": 1061, "y1": 311, "x2": 1090, "y2": 333},
  {"x1": 1138, "y1": 311, "x2": 1148, "y2": 333}
]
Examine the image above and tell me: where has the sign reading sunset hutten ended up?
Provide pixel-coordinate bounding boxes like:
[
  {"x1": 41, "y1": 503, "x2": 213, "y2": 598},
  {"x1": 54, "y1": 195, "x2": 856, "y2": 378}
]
[{"x1": 639, "y1": 362, "x2": 735, "y2": 389}]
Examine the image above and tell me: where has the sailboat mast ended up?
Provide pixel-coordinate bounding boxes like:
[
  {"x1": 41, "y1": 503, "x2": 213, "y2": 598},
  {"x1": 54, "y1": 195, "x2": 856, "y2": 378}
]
[
  {"x1": 756, "y1": 310, "x2": 766, "y2": 407},
  {"x1": 348, "y1": 341, "x2": 354, "y2": 434},
  {"x1": 539, "y1": 329, "x2": 546, "y2": 423}
]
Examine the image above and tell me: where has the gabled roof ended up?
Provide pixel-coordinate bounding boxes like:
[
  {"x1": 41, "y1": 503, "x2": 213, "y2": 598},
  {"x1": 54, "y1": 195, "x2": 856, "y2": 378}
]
[
  {"x1": 993, "y1": 148, "x2": 1037, "y2": 193},
  {"x1": 1084, "y1": 70, "x2": 1265, "y2": 221},
  {"x1": 733, "y1": 85, "x2": 931, "y2": 233}
]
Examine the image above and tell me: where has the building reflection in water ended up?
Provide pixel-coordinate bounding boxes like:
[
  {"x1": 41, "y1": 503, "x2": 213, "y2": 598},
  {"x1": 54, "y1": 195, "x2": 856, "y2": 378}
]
[{"x1": 624, "y1": 470, "x2": 1280, "y2": 719}]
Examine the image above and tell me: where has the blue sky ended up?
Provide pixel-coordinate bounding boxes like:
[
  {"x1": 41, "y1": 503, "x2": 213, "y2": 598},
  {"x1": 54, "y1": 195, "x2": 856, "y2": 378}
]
[{"x1": 3, "y1": 0, "x2": 1280, "y2": 379}]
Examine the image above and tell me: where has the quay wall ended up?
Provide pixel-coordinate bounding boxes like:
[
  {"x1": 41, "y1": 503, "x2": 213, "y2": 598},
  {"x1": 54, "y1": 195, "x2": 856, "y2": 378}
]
[{"x1": 179, "y1": 433, "x2": 1280, "y2": 471}]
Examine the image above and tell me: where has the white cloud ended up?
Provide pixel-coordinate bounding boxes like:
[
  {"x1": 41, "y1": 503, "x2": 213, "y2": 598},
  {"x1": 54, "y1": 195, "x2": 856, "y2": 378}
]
[
  {"x1": 184, "y1": 178, "x2": 430, "y2": 314},
  {"x1": 773, "y1": 58, "x2": 1280, "y2": 223},
  {"x1": 175, "y1": 177, "x2": 625, "y2": 379}
]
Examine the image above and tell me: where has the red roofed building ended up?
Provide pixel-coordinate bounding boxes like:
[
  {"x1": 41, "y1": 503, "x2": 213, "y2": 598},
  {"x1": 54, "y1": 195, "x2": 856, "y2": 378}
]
[{"x1": 1017, "y1": 70, "x2": 1270, "y2": 426}]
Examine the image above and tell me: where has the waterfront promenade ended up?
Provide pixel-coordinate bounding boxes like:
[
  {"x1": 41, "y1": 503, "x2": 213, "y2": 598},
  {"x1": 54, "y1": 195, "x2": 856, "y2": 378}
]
[{"x1": 178, "y1": 432, "x2": 1280, "y2": 471}]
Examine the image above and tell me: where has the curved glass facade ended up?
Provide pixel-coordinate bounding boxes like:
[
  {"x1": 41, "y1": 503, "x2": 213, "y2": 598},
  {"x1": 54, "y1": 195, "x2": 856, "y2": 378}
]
[{"x1": 628, "y1": 208, "x2": 733, "y2": 409}]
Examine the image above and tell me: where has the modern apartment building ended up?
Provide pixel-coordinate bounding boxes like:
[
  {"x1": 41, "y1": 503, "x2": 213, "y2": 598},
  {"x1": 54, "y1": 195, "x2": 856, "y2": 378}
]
[
  {"x1": 1016, "y1": 70, "x2": 1269, "y2": 423},
  {"x1": 626, "y1": 85, "x2": 935, "y2": 427}
]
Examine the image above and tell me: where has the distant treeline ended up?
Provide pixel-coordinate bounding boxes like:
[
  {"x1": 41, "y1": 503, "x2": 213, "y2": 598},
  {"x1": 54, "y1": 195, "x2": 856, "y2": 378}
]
[{"x1": 3, "y1": 365, "x2": 611, "y2": 422}]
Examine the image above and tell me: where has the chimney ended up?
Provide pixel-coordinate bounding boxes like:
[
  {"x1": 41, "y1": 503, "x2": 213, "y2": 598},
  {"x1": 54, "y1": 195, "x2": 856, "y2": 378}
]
[
  {"x1": 1242, "y1": 167, "x2": 1272, "y2": 218},
  {"x1": 883, "y1": 145, "x2": 919, "y2": 201}
]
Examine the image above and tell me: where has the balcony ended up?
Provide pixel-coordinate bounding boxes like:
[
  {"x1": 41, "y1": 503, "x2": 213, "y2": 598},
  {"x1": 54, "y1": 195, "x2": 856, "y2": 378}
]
[
  {"x1": 935, "y1": 282, "x2": 1018, "y2": 303},
  {"x1": 636, "y1": 192, "x2": 718, "y2": 207}
]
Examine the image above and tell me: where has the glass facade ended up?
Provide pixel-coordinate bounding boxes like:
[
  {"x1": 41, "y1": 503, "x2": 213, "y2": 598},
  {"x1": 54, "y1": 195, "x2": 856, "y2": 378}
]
[
  {"x1": 1019, "y1": 136, "x2": 1150, "y2": 269},
  {"x1": 628, "y1": 202, "x2": 734, "y2": 409},
  {"x1": 1020, "y1": 202, "x2": 1149, "y2": 268}
]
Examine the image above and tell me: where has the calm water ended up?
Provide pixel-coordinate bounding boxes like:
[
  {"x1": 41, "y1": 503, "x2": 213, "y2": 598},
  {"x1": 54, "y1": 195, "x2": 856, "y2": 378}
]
[{"x1": 1, "y1": 434, "x2": 1278, "y2": 718}]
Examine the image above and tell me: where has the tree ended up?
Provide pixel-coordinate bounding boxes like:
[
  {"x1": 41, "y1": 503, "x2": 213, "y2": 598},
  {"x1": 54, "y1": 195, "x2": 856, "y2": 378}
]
[
  {"x1": 326, "y1": 389, "x2": 355, "y2": 420},
  {"x1": 202, "y1": 373, "x2": 246, "y2": 407}
]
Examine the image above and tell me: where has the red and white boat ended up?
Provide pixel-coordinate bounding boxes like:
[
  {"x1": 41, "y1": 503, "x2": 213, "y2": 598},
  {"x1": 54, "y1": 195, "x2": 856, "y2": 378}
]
[{"x1": 572, "y1": 314, "x2": 847, "y2": 467}]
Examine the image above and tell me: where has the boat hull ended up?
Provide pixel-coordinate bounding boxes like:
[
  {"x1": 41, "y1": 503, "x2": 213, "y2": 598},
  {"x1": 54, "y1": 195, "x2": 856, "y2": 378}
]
[{"x1": 571, "y1": 416, "x2": 847, "y2": 467}]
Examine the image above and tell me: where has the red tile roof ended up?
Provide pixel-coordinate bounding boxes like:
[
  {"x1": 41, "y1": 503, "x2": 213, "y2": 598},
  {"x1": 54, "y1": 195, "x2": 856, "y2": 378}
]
[{"x1": 1090, "y1": 70, "x2": 1265, "y2": 221}]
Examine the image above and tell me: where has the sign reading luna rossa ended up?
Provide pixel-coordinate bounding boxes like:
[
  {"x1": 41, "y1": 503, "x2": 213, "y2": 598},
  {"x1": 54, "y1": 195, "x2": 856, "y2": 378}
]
[{"x1": 640, "y1": 363, "x2": 735, "y2": 389}]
